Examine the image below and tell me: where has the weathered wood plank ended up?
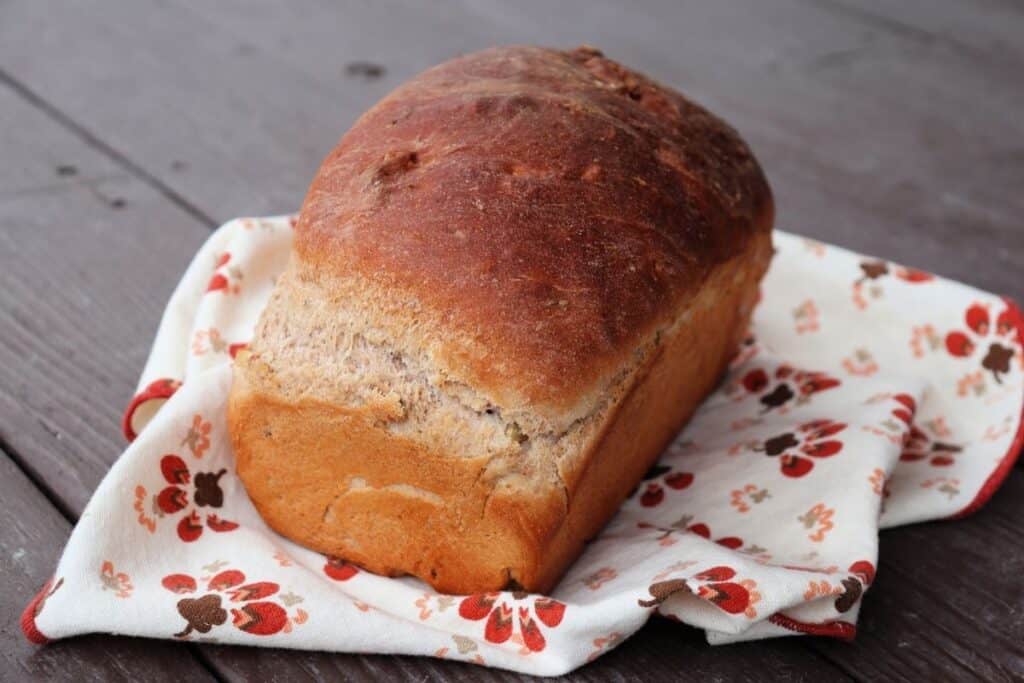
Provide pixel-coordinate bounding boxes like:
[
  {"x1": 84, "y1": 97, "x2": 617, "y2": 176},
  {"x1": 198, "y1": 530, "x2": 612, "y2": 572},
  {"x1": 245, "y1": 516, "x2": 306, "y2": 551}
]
[
  {"x1": 0, "y1": 448, "x2": 216, "y2": 682},
  {"x1": 813, "y1": 0, "x2": 1024, "y2": 68},
  {"x1": 0, "y1": 0, "x2": 1021, "y2": 301},
  {"x1": 1, "y1": 1, "x2": 1022, "y2": 680},
  {"x1": 810, "y1": 469, "x2": 1024, "y2": 682},
  {"x1": 0, "y1": 81, "x2": 215, "y2": 514}
]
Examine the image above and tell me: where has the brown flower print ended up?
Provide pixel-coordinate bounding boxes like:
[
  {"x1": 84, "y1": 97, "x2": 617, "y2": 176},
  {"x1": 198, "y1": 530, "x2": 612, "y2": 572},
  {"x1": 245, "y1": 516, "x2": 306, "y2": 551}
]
[
  {"x1": 853, "y1": 260, "x2": 932, "y2": 309},
  {"x1": 639, "y1": 566, "x2": 759, "y2": 617},
  {"x1": 944, "y1": 302, "x2": 1021, "y2": 386},
  {"x1": 754, "y1": 419, "x2": 847, "y2": 478},
  {"x1": 162, "y1": 569, "x2": 294, "y2": 637},
  {"x1": 737, "y1": 364, "x2": 840, "y2": 413},
  {"x1": 152, "y1": 454, "x2": 238, "y2": 541},
  {"x1": 834, "y1": 561, "x2": 875, "y2": 613}
]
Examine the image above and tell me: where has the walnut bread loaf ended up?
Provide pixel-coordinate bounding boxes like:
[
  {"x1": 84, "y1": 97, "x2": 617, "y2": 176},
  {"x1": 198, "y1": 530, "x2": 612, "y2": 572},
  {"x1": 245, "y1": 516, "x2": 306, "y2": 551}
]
[{"x1": 228, "y1": 45, "x2": 773, "y2": 594}]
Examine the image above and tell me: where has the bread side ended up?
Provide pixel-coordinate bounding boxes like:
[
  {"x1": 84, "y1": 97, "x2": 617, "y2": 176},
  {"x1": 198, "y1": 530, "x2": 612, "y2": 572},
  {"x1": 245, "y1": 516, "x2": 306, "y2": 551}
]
[
  {"x1": 229, "y1": 44, "x2": 774, "y2": 593},
  {"x1": 230, "y1": 228, "x2": 769, "y2": 593}
]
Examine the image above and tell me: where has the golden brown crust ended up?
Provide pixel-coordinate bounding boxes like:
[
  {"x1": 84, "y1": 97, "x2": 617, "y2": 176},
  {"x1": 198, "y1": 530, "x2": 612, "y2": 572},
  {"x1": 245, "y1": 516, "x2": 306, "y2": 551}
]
[
  {"x1": 296, "y1": 45, "x2": 772, "y2": 414},
  {"x1": 230, "y1": 45, "x2": 774, "y2": 594}
]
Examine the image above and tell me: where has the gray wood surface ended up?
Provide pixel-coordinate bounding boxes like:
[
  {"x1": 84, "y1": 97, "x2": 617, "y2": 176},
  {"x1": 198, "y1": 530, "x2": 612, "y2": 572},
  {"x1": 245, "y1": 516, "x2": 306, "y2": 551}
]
[{"x1": 1, "y1": 1, "x2": 1022, "y2": 681}]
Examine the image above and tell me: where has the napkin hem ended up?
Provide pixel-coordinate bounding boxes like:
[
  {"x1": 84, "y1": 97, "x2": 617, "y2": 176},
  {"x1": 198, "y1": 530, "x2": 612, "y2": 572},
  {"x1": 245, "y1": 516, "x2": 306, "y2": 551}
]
[{"x1": 950, "y1": 297, "x2": 1024, "y2": 519}]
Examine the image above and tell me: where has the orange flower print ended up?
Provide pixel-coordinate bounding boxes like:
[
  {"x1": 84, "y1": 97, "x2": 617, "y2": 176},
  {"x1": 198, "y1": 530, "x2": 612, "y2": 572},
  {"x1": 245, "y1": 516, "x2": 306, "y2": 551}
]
[
  {"x1": 414, "y1": 593, "x2": 456, "y2": 620},
  {"x1": 100, "y1": 561, "x2": 133, "y2": 598},
  {"x1": 803, "y1": 580, "x2": 841, "y2": 602},
  {"x1": 730, "y1": 484, "x2": 770, "y2": 513},
  {"x1": 793, "y1": 299, "x2": 820, "y2": 334},
  {"x1": 581, "y1": 567, "x2": 618, "y2": 591},
  {"x1": 587, "y1": 632, "x2": 625, "y2": 662},
  {"x1": 910, "y1": 324, "x2": 941, "y2": 358},
  {"x1": 435, "y1": 635, "x2": 485, "y2": 665},
  {"x1": 134, "y1": 485, "x2": 156, "y2": 533},
  {"x1": 798, "y1": 503, "x2": 835, "y2": 542},
  {"x1": 841, "y1": 348, "x2": 878, "y2": 376},
  {"x1": 868, "y1": 468, "x2": 886, "y2": 495},
  {"x1": 182, "y1": 415, "x2": 212, "y2": 458},
  {"x1": 921, "y1": 477, "x2": 961, "y2": 499},
  {"x1": 458, "y1": 593, "x2": 566, "y2": 653},
  {"x1": 192, "y1": 329, "x2": 248, "y2": 359}
]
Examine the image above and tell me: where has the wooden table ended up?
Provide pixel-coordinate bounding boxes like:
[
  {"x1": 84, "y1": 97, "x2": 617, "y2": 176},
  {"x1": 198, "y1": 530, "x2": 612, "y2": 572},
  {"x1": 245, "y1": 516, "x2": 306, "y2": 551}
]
[{"x1": 2, "y1": 2, "x2": 1022, "y2": 680}]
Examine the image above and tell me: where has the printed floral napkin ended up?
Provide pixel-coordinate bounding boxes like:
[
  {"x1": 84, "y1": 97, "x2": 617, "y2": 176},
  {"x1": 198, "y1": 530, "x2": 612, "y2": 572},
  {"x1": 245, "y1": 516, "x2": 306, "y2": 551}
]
[{"x1": 23, "y1": 216, "x2": 1023, "y2": 676}]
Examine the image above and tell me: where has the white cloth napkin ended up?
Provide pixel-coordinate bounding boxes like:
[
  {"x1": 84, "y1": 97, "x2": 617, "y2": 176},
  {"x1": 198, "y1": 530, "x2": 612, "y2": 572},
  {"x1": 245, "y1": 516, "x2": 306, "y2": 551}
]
[{"x1": 23, "y1": 216, "x2": 1023, "y2": 676}]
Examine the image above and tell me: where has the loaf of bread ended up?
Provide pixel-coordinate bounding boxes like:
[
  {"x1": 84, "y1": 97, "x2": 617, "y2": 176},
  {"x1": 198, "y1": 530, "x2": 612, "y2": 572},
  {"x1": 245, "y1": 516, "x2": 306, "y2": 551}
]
[{"x1": 228, "y1": 45, "x2": 773, "y2": 594}]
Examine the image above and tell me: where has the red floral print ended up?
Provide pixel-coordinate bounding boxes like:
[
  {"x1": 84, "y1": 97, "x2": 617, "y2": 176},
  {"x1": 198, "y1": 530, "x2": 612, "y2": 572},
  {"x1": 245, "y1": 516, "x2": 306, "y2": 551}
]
[
  {"x1": 206, "y1": 252, "x2": 243, "y2": 294},
  {"x1": 944, "y1": 302, "x2": 1021, "y2": 384},
  {"x1": 152, "y1": 454, "x2": 238, "y2": 541},
  {"x1": 161, "y1": 569, "x2": 293, "y2": 637},
  {"x1": 901, "y1": 424, "x2": 962, "y2": 467},
  {"x1": 323, "y1": 556, "x2": 360, "y2": 581},
  {"x1": 637, "y1": 521, "x2": 742, "y2": 550},
  {"x1": 458, "y1": 593, "x2": 566, "y2": 652},
  {"x1": 755, "y1": 420, "x2": 847, "y2": 478},
  {"x1": 736, "y1": 364, "x2": 840, "y2": 413},
  {"x1": 639, "y1": 566, "x2": 760, "y2": 617},
  {"x1": 634, "y1": 464, "x2": 694, "y2": 507}
]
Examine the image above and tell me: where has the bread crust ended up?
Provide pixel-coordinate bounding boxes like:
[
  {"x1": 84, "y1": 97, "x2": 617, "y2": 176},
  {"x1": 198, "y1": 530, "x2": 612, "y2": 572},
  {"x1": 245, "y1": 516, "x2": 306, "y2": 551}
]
[
  {"x1": 229, "y1": 45, "x2": 773, "y2": 594},
  {"x1": 295, "y1": 45, "x2": 771, "y2": 420}
]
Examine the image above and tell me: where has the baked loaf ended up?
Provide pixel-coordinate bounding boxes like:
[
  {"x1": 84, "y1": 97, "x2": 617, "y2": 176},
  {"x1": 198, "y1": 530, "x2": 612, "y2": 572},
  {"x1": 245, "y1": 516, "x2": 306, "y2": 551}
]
[{"x1": 229, "y1": 45, "x2": 773, "y2": 594}]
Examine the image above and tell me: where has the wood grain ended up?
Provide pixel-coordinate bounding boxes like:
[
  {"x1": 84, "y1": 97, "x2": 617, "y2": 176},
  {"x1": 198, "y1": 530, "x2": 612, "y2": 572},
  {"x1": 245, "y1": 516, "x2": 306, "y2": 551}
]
[
  {"x1": 0, "y1": 1, "x2": 1022, "y2": 681},
  {"x1": 0, "y1": 0, "x2": 1021, "y2": 300}
]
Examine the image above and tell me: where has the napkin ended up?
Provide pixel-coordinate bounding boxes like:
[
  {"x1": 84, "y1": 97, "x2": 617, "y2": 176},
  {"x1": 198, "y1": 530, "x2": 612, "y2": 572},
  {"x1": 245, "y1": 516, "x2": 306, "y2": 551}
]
[{"x1": 23, "y1": 216, "x2": 1023, "y2": 676}]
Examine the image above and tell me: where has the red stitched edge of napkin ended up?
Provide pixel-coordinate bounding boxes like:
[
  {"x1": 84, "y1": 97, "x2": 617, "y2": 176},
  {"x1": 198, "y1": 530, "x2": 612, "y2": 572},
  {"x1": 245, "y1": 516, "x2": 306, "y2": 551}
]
[
  {"x1": 21, "y1": 577, "x2": 56, "y2": 645},
  {"x1": 122, "y1": 378, "x2": 182, "y2": 442},
  {"x1": 951, "y1": 297, "x2": 1024, "y2": 519}
]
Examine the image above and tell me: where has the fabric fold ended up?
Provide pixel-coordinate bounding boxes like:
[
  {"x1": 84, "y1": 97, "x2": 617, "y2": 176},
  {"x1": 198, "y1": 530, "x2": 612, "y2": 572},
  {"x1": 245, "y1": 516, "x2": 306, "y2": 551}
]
[{"x1": 23, "y1": 216, "x2": 1023, "y2": 676}]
